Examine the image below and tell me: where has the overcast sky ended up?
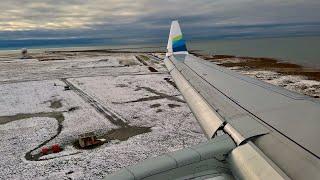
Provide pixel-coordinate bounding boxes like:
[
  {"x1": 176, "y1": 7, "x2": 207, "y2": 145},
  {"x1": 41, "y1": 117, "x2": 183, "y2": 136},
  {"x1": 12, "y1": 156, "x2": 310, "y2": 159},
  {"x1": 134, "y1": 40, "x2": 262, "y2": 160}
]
[{"x1": 0, "y1": 0, "x2": 320, "y2": 44}]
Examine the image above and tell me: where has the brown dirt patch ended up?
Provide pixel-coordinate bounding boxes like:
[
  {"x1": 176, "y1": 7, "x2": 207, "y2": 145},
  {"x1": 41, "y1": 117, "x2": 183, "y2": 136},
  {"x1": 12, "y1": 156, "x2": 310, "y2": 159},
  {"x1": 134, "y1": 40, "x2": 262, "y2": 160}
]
[{"x1": 195, "y1": 53, "x2": 320, "y2": 81}]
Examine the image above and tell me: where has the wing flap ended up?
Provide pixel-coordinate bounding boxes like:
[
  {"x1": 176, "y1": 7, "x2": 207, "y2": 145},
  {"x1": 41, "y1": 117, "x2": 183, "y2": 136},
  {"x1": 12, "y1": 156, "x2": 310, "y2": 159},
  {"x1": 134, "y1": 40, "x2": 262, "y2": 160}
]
[
  {"x1": 165, "y1": 59, "x2": 224, "y2": 138},
  {"x1": 167, "y1": 55, "x2": 270, "y2": 144}
]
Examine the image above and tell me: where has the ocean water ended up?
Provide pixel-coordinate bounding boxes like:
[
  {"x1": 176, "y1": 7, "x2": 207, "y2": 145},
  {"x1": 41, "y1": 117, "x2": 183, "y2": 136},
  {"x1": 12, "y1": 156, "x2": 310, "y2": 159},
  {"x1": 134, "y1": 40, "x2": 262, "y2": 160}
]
[
  {"x1": 1, "y1": 36, "x2": 319, "y2": 68},
  {"x1": 188, "y1": 36, "x2": 320, "y2": 68}
]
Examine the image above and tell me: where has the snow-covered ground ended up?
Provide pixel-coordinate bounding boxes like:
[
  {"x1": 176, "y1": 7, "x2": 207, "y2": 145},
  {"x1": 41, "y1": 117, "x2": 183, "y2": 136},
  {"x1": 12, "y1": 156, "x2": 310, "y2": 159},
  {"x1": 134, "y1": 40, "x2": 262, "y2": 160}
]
[
  {"x1": 0, "y1": 52, "x2": 205, "y2": 179},
  {"x1": 68, "y1": 74, "x2": 202, "y2": 138},
  {"x1": 1, "y1": 51, "x2": 319, "y2": 179},
  {"x1": 0, "y1": 54, "x2": 155, "y2": 84},
  {"x1": 237, "y1": 69, "x2": 320, "y2": 98}
]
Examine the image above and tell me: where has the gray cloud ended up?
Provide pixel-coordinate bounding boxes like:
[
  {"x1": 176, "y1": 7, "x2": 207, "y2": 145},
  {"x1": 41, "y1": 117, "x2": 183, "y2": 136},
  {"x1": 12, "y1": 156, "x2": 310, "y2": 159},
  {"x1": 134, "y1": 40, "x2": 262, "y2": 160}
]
[{"x1": 0, "y1": 0, "x2": 319, "y2": 43}]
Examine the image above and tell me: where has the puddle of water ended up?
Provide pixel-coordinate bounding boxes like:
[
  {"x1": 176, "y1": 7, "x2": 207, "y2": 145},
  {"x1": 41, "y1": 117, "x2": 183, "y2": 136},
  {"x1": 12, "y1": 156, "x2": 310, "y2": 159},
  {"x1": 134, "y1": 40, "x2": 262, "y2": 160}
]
[
  {"x1": 168, "y1": 104, "x2": 181, "y2": 108},
  {"x1": 164, "y1": 78, "x2": 178, "y2": 89},
  {"x1": 150, "y1": 103, "x2": 161, "y2": 108},
  {"x1": 73, "y1": 126, "x2": 151, "y2": 150},
  {"x1": 116, "y1": 84, "x2": 128, "y2": 88},
  {"x1": 42, "y1": 99, "x2": 63, "y2": 109},
  {"x1": 50, "y1": 100, "x2": 63, "y2": 109},
  {"x1": 68, "y1": 107, "x2": 80, "y2": 112},
  {"x1": 148, "y1": 67, "x2": 158, "y2": 72},
  {"x1": 98, "y1": 59, "x2": 109, "y2": 62},
  {"x1": 104, "y1": 126, "x2": 151, "y2": 141}
]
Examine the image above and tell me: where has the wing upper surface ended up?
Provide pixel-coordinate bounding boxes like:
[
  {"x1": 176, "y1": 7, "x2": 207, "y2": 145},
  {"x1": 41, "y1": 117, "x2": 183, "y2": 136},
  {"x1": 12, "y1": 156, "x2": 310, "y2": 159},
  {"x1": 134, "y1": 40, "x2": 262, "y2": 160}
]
[{"x1": 167, "y1": 54, "x2": 320, "y2": 158}]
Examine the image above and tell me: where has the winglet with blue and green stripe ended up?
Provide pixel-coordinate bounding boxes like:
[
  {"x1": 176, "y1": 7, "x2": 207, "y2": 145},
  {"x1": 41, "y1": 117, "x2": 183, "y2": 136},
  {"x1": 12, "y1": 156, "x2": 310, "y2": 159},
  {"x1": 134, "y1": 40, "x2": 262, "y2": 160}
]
[{"x1": 166, "y1": 20, "x2": 188, "y2": 56}]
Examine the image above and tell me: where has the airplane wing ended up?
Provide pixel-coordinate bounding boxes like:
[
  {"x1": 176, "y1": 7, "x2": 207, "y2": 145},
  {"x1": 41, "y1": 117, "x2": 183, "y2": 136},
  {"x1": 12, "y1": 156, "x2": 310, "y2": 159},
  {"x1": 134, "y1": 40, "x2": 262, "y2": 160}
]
[{"x1": 105, "y1": 21, "x2": 320, "y2": 180}]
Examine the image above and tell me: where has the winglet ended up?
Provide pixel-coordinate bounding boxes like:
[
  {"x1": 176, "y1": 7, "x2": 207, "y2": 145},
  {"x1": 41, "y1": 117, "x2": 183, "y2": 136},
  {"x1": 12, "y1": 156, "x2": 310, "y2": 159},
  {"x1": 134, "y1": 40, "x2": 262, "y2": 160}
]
[{"x1": 166, "y1": 20, "x2": 188, "y2": 56}]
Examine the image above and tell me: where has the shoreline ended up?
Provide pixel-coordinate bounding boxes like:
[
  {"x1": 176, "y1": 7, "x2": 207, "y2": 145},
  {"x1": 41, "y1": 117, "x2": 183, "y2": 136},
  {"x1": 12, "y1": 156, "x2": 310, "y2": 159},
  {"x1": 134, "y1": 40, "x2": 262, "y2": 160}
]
[{"x1": 192, "y1": 52, "x2": 320, "y2": 81}]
